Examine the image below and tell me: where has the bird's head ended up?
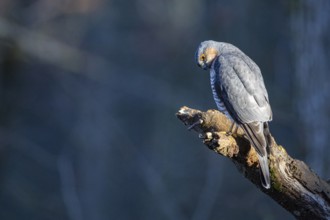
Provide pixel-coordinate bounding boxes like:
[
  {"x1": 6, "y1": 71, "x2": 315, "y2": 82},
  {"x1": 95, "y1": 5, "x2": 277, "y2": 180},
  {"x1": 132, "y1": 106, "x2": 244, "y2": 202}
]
[{"x1": 195, "y1": 40, "x2": 219, "y2": 70}]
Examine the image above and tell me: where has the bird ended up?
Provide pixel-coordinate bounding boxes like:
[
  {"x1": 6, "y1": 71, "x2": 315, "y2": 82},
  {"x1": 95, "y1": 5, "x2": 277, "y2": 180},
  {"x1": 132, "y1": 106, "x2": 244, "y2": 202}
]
[{"x1": 195, "y1": 40, "x2": 273, "y2": 189}]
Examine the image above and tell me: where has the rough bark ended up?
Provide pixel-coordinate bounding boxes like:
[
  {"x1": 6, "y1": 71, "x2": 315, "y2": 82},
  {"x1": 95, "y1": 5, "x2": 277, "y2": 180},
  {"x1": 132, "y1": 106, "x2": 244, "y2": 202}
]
[{"x1": 176, "y1": 106, "x2": 330, "y2": 220}]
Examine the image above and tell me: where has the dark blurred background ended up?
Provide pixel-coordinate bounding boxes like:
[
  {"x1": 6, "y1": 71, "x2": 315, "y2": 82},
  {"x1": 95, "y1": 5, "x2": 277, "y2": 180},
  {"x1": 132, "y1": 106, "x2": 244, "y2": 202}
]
[{"x1": 0, "y1": 0, "x2": 329, "y2": 219}]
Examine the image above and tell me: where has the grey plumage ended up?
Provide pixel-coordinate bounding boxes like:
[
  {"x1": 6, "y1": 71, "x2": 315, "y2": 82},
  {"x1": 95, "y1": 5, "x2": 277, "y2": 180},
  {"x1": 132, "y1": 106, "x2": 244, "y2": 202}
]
[{"x1": 195, "y1": 40, "x2": 272, "y2": 189}]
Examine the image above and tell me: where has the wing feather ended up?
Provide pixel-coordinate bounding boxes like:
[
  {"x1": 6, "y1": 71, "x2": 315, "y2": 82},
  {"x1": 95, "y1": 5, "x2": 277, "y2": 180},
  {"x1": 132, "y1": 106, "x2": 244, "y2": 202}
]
[{"x1": 213, "y1": 53, "x2": 272, "y2": 123}]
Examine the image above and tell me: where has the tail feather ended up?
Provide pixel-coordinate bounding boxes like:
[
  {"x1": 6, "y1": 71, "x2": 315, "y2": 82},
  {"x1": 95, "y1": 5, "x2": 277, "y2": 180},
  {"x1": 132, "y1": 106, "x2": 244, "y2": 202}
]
[
  {"x1": 263, "y1": 122, "x2": 272, "y2": 150},
  {"x1": 241, "y1": 122, "x2": 271, "y2": 189},
  {"x1": 257, "y1": 154, "x2": 271, "y2": 189}
]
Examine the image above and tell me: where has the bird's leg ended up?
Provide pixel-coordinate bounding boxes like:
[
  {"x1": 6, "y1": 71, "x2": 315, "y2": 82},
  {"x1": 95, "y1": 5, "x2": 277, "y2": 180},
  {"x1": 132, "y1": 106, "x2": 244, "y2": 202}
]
[
  {"x1": 226, "y1": 122, "x2": 237, "y2": 136},
  {"x1": 233, "y1": 123, "x2": 239, "y2": 134}
]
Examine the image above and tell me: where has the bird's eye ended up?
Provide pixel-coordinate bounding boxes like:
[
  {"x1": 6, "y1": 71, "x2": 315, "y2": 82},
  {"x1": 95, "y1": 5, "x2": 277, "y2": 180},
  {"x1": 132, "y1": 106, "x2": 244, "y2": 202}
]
[{"x1": 200, "y1": 54, "x2": 206, "y2": 61}]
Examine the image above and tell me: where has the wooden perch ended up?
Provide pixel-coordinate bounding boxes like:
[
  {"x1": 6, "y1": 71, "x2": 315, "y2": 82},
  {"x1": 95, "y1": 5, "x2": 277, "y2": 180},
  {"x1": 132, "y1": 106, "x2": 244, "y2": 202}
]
[{"x1": 176, "y1": 106, "x2": 330, "y2": 220}]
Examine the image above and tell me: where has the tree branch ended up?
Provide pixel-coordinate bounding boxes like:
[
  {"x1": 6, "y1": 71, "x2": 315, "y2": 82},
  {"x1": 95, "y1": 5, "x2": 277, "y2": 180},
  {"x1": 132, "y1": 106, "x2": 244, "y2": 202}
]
[{"x1": 176, "y1": 106, "x2": 330, "y2": 220}]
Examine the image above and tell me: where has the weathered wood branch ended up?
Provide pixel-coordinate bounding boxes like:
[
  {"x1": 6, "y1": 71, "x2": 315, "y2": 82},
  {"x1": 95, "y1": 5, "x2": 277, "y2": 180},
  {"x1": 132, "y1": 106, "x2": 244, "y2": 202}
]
[{"x1": 176, "y1": 106, "x2": 330, "y2": 220}]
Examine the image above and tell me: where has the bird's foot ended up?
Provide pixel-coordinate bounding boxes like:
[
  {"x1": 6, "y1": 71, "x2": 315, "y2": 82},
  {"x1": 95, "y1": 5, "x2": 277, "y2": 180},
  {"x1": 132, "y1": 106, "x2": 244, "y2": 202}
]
[
  {"x1": 226, "y1": 122, "x2": 238, "y2": 137},
  {"x1": 226, "y1": 131, "x2": 238, "y2": 138},
  {"x1": 226, "y1": 131, "x2": 233, "y2": 136}
]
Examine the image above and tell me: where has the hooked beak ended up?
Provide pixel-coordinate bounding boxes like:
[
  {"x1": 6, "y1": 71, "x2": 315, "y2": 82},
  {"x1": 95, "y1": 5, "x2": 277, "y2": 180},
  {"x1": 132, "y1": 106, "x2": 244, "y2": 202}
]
[{"x1": 197, "y1": 62, "x2": 208, "y2": 70}]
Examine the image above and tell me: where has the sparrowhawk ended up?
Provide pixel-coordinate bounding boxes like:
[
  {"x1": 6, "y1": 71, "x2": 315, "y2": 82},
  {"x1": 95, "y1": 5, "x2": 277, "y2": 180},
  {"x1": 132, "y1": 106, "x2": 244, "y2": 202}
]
[{"x1": 195, "y1": 40, "x2": 272, "y2": 189}]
